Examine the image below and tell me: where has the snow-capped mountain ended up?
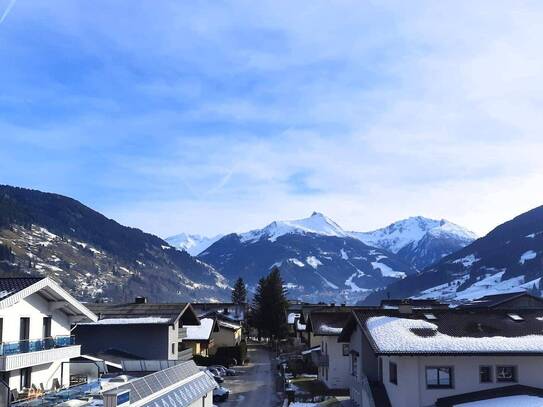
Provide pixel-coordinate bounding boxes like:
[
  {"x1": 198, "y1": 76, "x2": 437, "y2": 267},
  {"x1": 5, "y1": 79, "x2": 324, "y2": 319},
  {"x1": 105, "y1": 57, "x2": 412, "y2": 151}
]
[
  {"x1": 198, "y1": 212, "x2": 417, "y2": 303},
  {"x1": 353, "y1": 216, "x2": 477, "y2": 270},
  {"x1": 166, "y1": 233, "x2": 223, "y2": 256},
  {"x1": 363, "y1": 205, "x2": 543, "y2": 305}
]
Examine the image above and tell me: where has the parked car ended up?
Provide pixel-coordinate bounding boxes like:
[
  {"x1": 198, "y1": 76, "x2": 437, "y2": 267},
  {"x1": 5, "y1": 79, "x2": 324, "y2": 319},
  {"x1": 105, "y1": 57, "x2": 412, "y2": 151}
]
[
  {"x1": 208, "y1": 366, "x2": 226, "y2": 376},
  {"x1": 206, "y1": 368, "x2": 224, "y2": 384},
  {"x1": 213, "y1": 386, "x2": 230, "y2": 402},
  {"x1": 210, "y1": 365, "x2": 236, "y2": 376}
]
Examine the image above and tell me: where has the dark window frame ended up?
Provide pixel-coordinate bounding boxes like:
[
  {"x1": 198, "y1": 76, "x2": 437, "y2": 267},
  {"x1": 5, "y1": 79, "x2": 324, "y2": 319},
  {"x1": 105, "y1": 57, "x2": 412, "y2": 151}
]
[
  {"x1": 496, "y1": 366, "x2": 517, "y2": 383},
  {"x1": 479, "y1": 365, "x2": 493, "y2": 383},
  {"x1": 351, "y1": 354, "x2": 358, "y2": 377},
  {"x1": 389, "y1": 361, "x2": 398, "y2": 385},
  {"x1": 342, "y1": 344, "x2": 350, "y2": 356},
  {"x1": 425, "y1": 366, "x2": 454, "y2": 389}
]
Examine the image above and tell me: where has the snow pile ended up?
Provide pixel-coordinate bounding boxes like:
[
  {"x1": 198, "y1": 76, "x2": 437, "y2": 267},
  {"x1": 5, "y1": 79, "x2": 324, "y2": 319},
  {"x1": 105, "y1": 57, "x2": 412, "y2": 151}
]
[
  {"x1": 239, "y1": 212, "x2": 348, "y2": 243},
  {"x1": 520, "y1": 250, "x2": 538, "y2": 264},
  {"x1": 367, "y1": 316, "x2": 543, "y2": 353},
  {"x1": 456, "y1": 395, "x2": 543, "y2": 406},
  {"x1": 185, "y1": 318, "x2": 215, "y2": 340}
]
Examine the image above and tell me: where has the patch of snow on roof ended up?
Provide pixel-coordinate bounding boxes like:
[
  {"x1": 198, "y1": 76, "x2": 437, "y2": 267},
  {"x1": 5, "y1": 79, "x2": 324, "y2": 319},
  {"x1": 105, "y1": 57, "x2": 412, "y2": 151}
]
[
  {"x1": 185, "y1": 318, "x2": 215, "y2": 340},
  {"x1": 319, "y1": 324, "x2": 343, "y2": 335},
  {"x1": 367, "y1": 316, "x2": 543, "y2": 353},
  {"x1": 372, "y1": 262, "x2": 406, "y2": 279},
  {"x1": 456, "y1": 395, "x2": 543, "y2": 406},
  {"x1": 306, "y1": 256, "x2": 322, "y2": 269},
  {"x1": 81, "y1": 317, "x2": 171, "y2": 325},
  {"x1": 520, "y1": 250, "x2": 537, "y2": 264}
]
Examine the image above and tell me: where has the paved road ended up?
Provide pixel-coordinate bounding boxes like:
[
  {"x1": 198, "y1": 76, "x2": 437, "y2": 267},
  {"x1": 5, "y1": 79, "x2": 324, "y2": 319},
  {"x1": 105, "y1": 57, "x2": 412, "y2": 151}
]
[{"x1": 219, "y1": 345, "x2": 279, "y2": 407}]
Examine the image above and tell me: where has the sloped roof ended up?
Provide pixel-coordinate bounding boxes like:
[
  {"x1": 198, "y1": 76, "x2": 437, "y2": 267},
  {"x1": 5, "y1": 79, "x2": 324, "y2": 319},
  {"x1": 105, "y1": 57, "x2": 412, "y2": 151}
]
[
  {"x1": 460, "y1": 292, "x2": 543, "y2": 309},
  {"x1": 307, "y1": 311, "x2": 351, "y2": 336},
  {"x1": 185, "y1": 318, "x2": 217, "y2": 341},
  {"x1": 0, "y1": 276, "x2": 97, "y2": 322},
  {"x1": 86, "y1": 302, "x2": 199, "y2": 326},
  {"x1": 340, "y1": 308, "x2": 543, "y2": 355}
]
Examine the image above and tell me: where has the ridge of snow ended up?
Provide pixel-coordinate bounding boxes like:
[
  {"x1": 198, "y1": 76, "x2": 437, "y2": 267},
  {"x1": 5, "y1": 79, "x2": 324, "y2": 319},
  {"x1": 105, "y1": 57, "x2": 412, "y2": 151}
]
[
  {"x1": 520, "y1": 250, "x2": 538, "y2": 264},
  {"x1": 239, "y1": 212, "x2": 348, "y2": 243},
  {"x1": 166, "y1": 233, "x2": 223, "y2": 256},
  {"x1": 352, "y1": 216, "x2": 477, "y2": 254}
]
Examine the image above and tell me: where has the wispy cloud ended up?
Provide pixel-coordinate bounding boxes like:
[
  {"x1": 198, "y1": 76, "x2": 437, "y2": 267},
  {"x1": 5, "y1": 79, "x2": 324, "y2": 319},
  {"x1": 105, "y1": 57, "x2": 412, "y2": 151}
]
[
  {"x1": 0, "y1": 0, "x2": 17, "y2": 26},
  {"x1": 1, "y1": 1, "x2": 543, "y2": 237}
]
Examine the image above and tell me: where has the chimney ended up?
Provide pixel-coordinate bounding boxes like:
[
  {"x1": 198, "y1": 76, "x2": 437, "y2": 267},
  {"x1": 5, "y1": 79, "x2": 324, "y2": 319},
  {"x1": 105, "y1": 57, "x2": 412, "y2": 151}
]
[
  {"x1": 134, "y1": 296, "x2": 147, "y2": 304},
  {"x1": 398, "y1": 304, "x2": 413, "y2": 314}
]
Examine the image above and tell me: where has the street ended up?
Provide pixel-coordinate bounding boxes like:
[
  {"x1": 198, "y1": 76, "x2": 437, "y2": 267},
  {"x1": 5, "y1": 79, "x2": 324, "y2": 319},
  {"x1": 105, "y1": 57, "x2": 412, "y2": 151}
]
[{"x1": 219, "y1": 345, "x2": 279, "y2": 407}]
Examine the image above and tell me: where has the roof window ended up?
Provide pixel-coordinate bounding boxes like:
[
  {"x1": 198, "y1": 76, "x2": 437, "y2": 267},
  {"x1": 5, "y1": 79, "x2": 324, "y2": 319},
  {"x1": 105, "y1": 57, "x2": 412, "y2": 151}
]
[
  {"x1": 424, "y1": 313, "x2": 437, "y2": 320},
  {"x1": 507, "y1": 313, "x2": 524, "y2": 321}
]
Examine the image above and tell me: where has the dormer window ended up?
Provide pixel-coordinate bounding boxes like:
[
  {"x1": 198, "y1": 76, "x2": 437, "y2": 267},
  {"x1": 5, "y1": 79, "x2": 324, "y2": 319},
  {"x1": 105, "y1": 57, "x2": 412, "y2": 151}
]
[
  {"x1": 507, "y1": 313, "x2": 524, "y2": 321},
  {"x1": 424, "y1": 313, "x2": 437, "y2": 321}
]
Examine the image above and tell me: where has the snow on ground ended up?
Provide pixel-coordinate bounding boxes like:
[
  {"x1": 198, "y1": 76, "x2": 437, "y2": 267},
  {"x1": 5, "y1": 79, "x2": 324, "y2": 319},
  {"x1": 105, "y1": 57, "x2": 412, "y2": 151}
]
[
  {"x1": 367, "y1": 316, "x2": 543, "y2": 353},
  {"x1": 454, "y1": 271, "x2": 525, "y2": 301},
  {"x1": 456, "y1": 395, "x2": 543, "y2": 406},
  {"x1": 453, "y1": 254, "x2": 480, "y2": 268},
  {"x1": 520, "y1": 250, "x2": 538, "y2": 264},
  {"x1": 345, "y1": 270, "x2": 367, "y2": 292},
  {"x1": 371, "y1": 262, "x2": 406, "y2": 279},
  {"x1": 340, "y1": 249, "x2": 349, "y2": 260},
  {"x1": 239, "y1": 212, "x2": 348, "y2": 243},
  {"x1": 285, "y1": 283, "x2": 299, "y2": 289},
  {"x1": 314, "y1": 271, "x2": 339, "y2": 289},
  {"x1": 289, "y1": 258, "x2": 305, "y2": 267},
  {"x1": 306, "y1": 256, "x2": 322, "y2": 269},
  {"x1": 288, "y1": 313, "x2": 301, "y2": 324}
]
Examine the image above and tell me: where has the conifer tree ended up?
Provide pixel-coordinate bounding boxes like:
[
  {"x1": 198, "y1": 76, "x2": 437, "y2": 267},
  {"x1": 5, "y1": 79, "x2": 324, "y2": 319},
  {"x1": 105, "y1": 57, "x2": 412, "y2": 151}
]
[{"x1": 231, "y1": 277, "x2": 247, "y2": 304}]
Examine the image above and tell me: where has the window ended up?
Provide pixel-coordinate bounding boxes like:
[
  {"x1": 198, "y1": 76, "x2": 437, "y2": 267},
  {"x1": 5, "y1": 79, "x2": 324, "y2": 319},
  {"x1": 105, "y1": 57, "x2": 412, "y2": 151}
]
[
  {"x1": 351, "y1": 354, "x2": 358, "y2": 377},
  {"x1": 171, "y1": 343, "x2": 175, "y2": 354},
  {"x1": 42, "y1": 317, "x2": 52, "y2": 338},
  {"x1": 424, "y1": 313, "x2": 437, "y2": 320},
  {"x1": 479, "y1": 366, "x2": 492, "y2": 383},
  {"x1": 496, "y1": 366, "x2": 517, "y2": 382},
  {"x1": 20, "y1": 368, "x2": 31, "y2": 389},
  {"x1": 389, "y1": 362, "x2": 398, "y2": 385},
  {"x1": 342, "y1": 344, "x2": 350, "y2": 356},
  {"x1": 507, "y1": 313, "x2": 524, "y2": 322},
  {"x1": 426, "y1": 367, "x2": 453, "y2": 389}
]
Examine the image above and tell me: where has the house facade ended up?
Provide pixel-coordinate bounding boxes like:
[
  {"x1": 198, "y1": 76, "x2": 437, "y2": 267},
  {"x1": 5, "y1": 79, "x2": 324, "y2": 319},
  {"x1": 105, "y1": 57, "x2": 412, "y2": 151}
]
[
  {"x1": 0, "y1": 277, "x2": 97, "y2": 402},
  {"x1": 339, "y1": 307, "x2": 543, "y2": 407},
  {"x1": 211, "y1": 320, "x2": 242, "y2": 349},
  {"x1": 74, "y1": 299, "x2": 199, "y2": 361},
  {"x1": 306, "y1": 311, "x2": 351, "y2": 390},
  {"x1": 182, "y1": 318, "x2": 218, "y2": 356}
]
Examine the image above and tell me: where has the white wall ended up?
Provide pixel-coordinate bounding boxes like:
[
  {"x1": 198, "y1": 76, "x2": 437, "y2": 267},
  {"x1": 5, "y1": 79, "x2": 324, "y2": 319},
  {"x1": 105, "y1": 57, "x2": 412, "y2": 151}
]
[
  {"x1": 187, "y1": 390, "x2": 214, "y2": 407},
  {"x1": 317, "y1": 335, "x2": 350, "y2": 389},
  {"x1": 168, "y1": 322, "x2": 178, "y2": 361},
  {"x1": 212, "y1": 328, "x2": 241, "y2": 348},
  {"x1": 0, "y1": 292, "x2": 73, "y2": 391},
  {"x1": 382, "y1": 355, "x2": 543, "y2": 407}
]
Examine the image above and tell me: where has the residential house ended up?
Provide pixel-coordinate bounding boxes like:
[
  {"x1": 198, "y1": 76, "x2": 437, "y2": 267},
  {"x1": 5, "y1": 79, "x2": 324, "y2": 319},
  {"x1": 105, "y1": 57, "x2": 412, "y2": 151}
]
[
  {"x1": 380, "y1": 298, "x2": 449, "y2": 310},
  {"x1": 73, "y1": 298, "x2": 199, "y2": 362},
  {"x1": 459, "y1": 291, "x2": 543, "y2": 310},
  {"x1": 181, "y1": 318, "x2": 218, "y2": 357},
  {"x1": 306, "y1": 311, "x2": 351, "y2": 390},
  {"x1": 191, "y1": 302, "x2": 246, "y2": 324},
  {"x1": 339, "y1": 307, "x2": 543, "y2": 407},
  {"x1": 211, "y1": 320, "x2": 242, "y2": 349},
  {"x1": 0, "y1": 277, "x2": 97, "y2": 403}
]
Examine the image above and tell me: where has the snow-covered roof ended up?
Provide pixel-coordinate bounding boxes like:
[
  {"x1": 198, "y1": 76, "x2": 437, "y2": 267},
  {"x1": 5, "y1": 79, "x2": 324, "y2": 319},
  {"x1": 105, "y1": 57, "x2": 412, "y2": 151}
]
[
  {"x1": 86, "y1": 302, "x2": 199, "y2": 326},
  {"x1": 341, "y1": 309, "x2": 543, "y2": 355},
  {"x1": 217, "y1": 320, "x2": 242, "y2": 331},
  {"x1": 288, "y1": 312, "x2": 301, "y2": 324},
  {"x1": 79, "y1": 317, "x2": 172, "y2": 325},
  {"x1": 185, "y1": 318, "x2": 216, "y2": 341},
  {"x1": 455, "y1": 395, "x2": 543, "y2": 406},
  {"x1": 308, "y1": 311, "x2": 351, "y2": 336}
]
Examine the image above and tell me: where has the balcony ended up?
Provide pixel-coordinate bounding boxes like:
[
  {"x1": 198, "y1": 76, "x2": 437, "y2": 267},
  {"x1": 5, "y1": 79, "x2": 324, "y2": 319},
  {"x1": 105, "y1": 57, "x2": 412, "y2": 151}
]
[
  {"x1": 0, "y1": 336, "x2": 81, "y2": 371},
  {"x1": 178, "y1": 327, "x2": 187, "y2": 340}
]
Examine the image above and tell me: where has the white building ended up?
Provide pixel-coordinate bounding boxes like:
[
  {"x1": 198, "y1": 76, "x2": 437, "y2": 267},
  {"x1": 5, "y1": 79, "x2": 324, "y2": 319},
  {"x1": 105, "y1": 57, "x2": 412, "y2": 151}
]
[
  {"x1": 338, "y1": 307, "x2": 543, "y2": 407},
  {"x1": 0, "y1": 276, "x2": 97, "y2": 401},
  {"x1": 306, "y1": 310, "x2": 351, "y2": 390}
]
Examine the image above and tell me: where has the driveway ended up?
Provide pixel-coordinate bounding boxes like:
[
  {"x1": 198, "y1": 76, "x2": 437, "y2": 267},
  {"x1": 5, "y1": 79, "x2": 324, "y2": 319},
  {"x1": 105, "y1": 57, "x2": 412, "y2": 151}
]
[{"x1": 219, "y1": 344, "x2": 279, "y2": 407}]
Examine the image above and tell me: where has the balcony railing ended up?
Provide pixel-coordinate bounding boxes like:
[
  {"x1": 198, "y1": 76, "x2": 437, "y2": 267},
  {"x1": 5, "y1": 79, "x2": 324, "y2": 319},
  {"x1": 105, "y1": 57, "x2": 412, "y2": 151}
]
[{"x1": 0, "y1": 336, "x2": 75, "y2": 356}]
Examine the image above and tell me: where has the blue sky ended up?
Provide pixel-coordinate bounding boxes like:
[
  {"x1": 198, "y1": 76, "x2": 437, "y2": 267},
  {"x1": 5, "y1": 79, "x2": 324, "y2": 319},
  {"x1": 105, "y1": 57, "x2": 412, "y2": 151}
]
[{"x1": 1, "y1": 1, "x2": 543, "y2": 237}]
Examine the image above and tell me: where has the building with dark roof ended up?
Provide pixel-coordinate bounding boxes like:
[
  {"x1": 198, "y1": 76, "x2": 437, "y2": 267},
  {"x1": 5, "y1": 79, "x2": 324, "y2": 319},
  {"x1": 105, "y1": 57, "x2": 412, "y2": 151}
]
[
  {"x1": 459, "y1": 291, "x2": 543, "y2": 310},
  {"x1": 337, "y1": 307, "x2": 543, "y2": 407},
  {"x1": 73, "y1": 298, "x2": 199, "y2": 362}
]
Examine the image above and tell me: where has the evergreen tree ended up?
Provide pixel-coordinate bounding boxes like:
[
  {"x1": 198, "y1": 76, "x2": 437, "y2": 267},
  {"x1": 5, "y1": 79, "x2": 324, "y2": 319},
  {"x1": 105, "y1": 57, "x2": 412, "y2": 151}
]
[
  {"x1": 251, "y1": 267, "x2": 288, "y2": 340},
  {"x1": 231, "y1": 277, "x2": 247, "y2": 304}
]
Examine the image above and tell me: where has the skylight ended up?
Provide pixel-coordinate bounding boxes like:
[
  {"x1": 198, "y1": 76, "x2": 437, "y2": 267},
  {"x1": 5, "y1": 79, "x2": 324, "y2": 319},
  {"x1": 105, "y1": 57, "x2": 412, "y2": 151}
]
[
  {"x1": 507, "y1": 313, "x2": 524, "y2": 321},
  {"x1": 424, "y1": 313, "x2": 437, "y2": 320}
]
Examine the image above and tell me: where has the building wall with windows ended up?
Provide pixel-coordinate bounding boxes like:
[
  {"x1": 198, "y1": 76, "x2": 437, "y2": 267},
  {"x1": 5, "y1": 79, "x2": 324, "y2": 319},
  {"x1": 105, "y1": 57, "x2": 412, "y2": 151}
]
[
  {"x1": 317, "y1": 335, "x2": 351, "y2": 389},
  {"x1": 380, "y1": 355, "x2": 543, "y2": 407}
]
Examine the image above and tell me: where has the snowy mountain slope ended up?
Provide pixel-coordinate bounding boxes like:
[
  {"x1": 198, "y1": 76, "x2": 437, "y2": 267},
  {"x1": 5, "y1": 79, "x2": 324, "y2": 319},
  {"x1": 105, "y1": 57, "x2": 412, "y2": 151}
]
[
  {"x1": 363, "y1": 205, "x2": 543, "y2": 305},
  {"x1": 166, "y1": 233, "x2": 223, "y2": 256},
  {"x1": 198, "y1": 213, "x2": 416, "y2": 303},
  {"x1": 0, "y1": 185, "x2": 230, "y2": 302},
  {"x1": 352, "y1": 216, "x2": 477, "y2": 270}
]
